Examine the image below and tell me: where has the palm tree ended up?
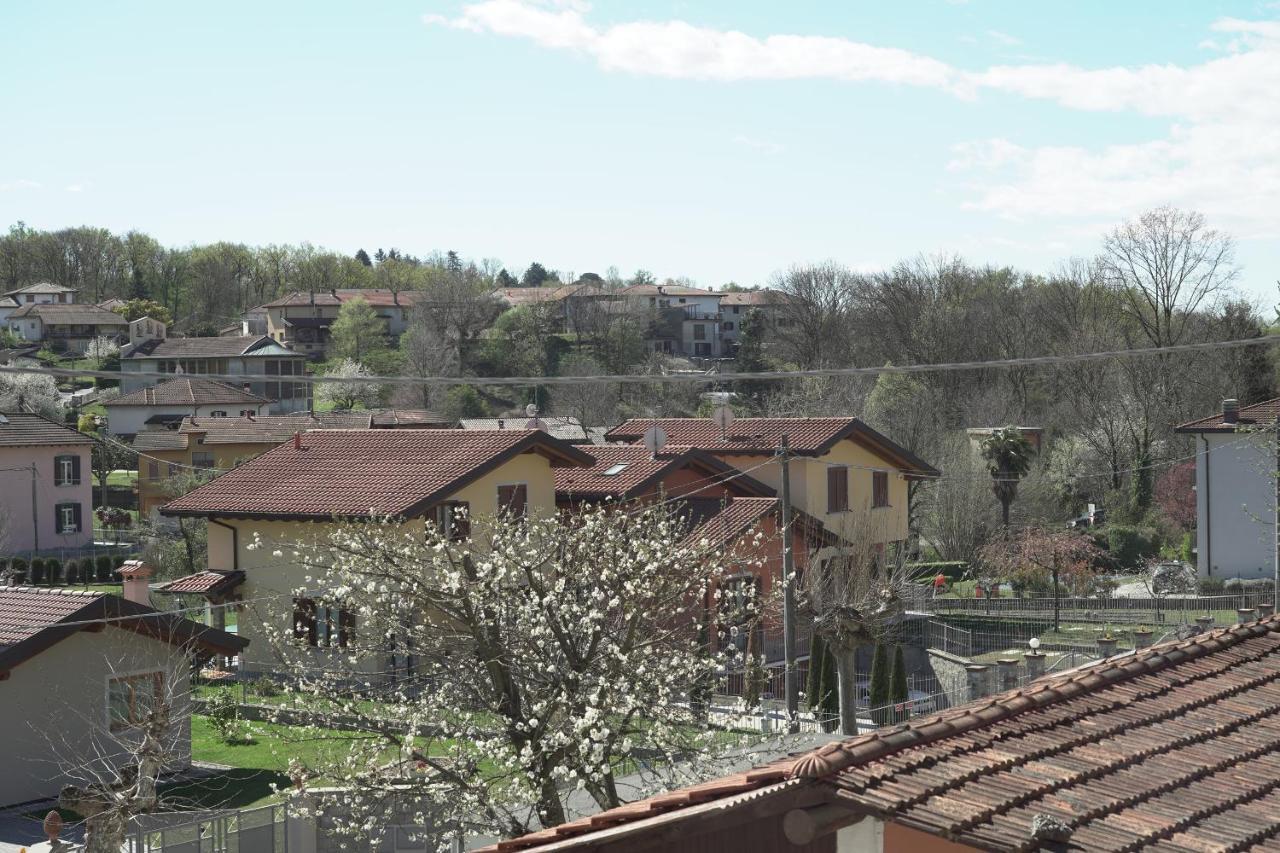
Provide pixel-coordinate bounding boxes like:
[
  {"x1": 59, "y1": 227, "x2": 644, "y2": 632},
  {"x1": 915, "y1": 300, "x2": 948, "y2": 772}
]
[{"x1": 980, "y1": 426, "x2": 1035, "y2": 528}]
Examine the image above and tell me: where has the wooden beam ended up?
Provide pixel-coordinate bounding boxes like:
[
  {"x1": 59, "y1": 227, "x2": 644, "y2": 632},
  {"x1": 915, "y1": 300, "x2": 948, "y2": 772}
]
[{"x1": 783, "y1": 802, "x2": 866, "y2": 846}]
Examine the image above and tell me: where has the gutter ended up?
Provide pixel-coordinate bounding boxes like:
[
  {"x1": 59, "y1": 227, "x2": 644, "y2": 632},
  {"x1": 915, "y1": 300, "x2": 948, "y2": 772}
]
[
  {"x1": 209, "y1": 517, "x2": 239, "y2": 571},
  {"x1": 1200, "y1": 434, "x2": 1211, "y2": 576}
]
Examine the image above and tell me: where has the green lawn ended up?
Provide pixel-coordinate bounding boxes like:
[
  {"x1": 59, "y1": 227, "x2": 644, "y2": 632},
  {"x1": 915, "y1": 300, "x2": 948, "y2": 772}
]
[{"x1": 105, "y1": 469, "x2": 137, "y2": 488}]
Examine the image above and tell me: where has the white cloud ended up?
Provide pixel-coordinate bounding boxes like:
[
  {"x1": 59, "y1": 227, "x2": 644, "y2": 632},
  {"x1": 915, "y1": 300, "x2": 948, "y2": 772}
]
[
  {"x1": 0, "y1": 179, "x2": 41, "y2": 192},
  {"x1": 731, "y1": 134, "x2": 783, "y2": 154},
  {"x1": 986, "y1": 29, "x2": 1022, "y2": 46},
  {"x1": 64, "y1": 184, "x2": 83, "y2": 193},
  {"x1": 427, "y1": 3, "x2": 1280, "y2": 230}
]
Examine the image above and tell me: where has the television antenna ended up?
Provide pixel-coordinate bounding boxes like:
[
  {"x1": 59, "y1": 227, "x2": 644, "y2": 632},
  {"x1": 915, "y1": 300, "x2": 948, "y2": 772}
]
[{"x1": 642, "y1": 425, "x2": 668, "y2": 458}]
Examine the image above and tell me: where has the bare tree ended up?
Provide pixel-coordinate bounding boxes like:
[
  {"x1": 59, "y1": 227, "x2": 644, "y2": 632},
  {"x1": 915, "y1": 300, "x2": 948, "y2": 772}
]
[
  {"x1": 771, "y1": 262, "x2": 860, "y2": 368},
  {"x1": 920, "y1": 435, "x2": 996, "y2": 564},
  {"x1": 551, "y1": 353, "x2": 619, "y2": 427}
]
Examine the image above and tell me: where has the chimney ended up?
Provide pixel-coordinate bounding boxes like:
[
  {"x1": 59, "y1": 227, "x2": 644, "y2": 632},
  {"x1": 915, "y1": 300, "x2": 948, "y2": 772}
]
[
  {"x1": 996, "y1": 658, "x2": 1020, "y2": 691},
  {"x1": 293, "y1": 431, "x2": 302, "y2": 450},
  {"x1": 1024, "y1": 650, "x2": 1046, "y2": 681},
  {"x1": 1223, "y1": 398, "x2": 1239, "y2": 424},
  {"x1": 497, "y1": 418, "x2": 505, "y2": 430},
  {"x1": 965, "y1": 664, "x2": 991, "y2": 701},
  {"x1": 116, "y1": 560, "x2": 153, "y2": 606}
]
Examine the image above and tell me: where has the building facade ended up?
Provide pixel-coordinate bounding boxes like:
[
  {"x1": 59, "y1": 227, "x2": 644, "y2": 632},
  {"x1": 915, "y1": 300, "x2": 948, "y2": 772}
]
[
  {"x1": 0, "y1": 413, "x2": 94, "y2": 555},
  {"x1": 121, "y1": 334, "x2": 311, "y2": 413}
]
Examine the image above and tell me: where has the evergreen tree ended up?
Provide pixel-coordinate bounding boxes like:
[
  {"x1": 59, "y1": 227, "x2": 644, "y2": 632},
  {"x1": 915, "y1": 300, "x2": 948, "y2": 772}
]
[
  {"x1": 868, "y1": 643, "x2": 890, "y2": 726},
  {"x1": 889, "y1": 645, "x2": 909, "y2": 723},
  {"x1": 446, "y1": 250, "x2": 463, "y2": 274},
  {"x1": 496, "y1": 268, "x2": 518, "y2": 288},
  {"x1": 354, "y1": 248, "x2": 372, "y2": 267},
  {"x1": 374, "y1": 248, "x2": 386, "y2": 263},
  {"x1": 807, "y1": 633, "x2": 839, "y2": 732},
  {"x1": 521, "y1": 262, "x2": 552, "y2": 288},
  {"x1": 330, "y1": 297, "x2": 386, "y2": 362}
]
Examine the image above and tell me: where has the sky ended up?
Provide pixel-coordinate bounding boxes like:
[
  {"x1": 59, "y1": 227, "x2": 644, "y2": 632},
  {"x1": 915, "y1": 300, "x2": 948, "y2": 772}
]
[{"x1": 2, "y1": 1, "x2": 1278, "y2": 300}]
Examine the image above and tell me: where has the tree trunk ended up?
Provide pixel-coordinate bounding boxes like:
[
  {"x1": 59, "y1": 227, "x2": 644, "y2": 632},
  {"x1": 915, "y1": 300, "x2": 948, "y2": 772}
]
[
  {"x1": 1052, "y1": 563, "x2": 1060, "y2": 633},
  {"x1": 1001, "y1": 498, "x2": 1011, "y2": 528},
  {"x1": 535, "y1": 773, "x2": 567, "y2": 829},
  {"x1": 833, "y1": 645, "x2": 859, "y2": 736}
]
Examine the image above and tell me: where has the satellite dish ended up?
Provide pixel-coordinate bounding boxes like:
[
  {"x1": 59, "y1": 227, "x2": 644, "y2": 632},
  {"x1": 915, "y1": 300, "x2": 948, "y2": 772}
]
[
  {"x1": 524, "y1": 403, "x2": 539, "y2": 418},
  {"x1": 712, "y1": 405, "x2": 735, "y2": 438},
  {"x1": 643, "y1": 425, "x2": 668, "y2": 457},
  {"x1": 526, "y1": 418, "x2": 548, "y2": 432}
]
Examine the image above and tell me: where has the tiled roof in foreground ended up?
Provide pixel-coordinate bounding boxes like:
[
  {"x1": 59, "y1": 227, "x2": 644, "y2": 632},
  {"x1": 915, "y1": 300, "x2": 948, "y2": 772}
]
[
  {"x1": 487, "y1": 615, "x2": 1280, "y2": 853},
  {"x1": 107, "y1": 378, "x2": 271, "y2": 407}
]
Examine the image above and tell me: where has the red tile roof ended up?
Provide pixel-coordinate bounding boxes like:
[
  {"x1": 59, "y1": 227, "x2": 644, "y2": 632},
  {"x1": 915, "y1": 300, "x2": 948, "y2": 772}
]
[
  {"x1": 716, "y1": 289, "x2": 788, "y2": 306},
  {"x1": 681, "y1": 496, "x2": 778, "y2": 551},
  {"x1": 155, "y1": 570, "x2": 245, "y2": 596},
  {"x1": 8, "y1": 302, "x2": 127, "y2": 324},
  {"x1": 107, "y1": 378, "x2": 271, "y2": 407},
  {"x1": 258, "y1": 289, "x2": 417, "y2": 309},
  {"x1": 1176, "y1": 397, "x2": 1280, "y2": 432},
  {"x1": 0, "y1": 586, "x2": 246, "y2": 673},
  {"x1": 606, "y1": 418, "x2": 940, "y2": 477},
  {"x1": 161, "y1": 429, "x2": 593, "y2": 520},
  {"x1": 554, "y1": 445, "x2": 775, "y2": 501},
  {"x1": 0, "y1": 412, "x2": 94, "y2": 447},
  {"x1": 486, "y1": 615, "x2": 1280, "y2": 853}
]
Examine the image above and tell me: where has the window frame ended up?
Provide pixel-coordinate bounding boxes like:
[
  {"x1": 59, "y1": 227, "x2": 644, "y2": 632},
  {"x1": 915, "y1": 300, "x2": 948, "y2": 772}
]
[
  {"x1": 293, "y1": 597, "x2": 356, "y2": 649},
  {"x1": 107, "y1": 671, "x2": 164, "y2": 732},
  {"x1": 55, "y1": 502, "x2": 81, "y2": 534},
  {"x1": 433, "y1": 501, "x2": 471, "y2": 542},
  {"x1": 497, "y1": 483, "x2": 528, "y2": 519},
  {"x1": 54, "y1": 454, "x2": 79, "y2": 486}
]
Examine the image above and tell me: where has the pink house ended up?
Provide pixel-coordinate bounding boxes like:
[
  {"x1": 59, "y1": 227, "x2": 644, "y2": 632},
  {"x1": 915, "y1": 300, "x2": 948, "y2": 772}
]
[{"x1": 0, "y1": 413, "x2": 94, "y2": 554}]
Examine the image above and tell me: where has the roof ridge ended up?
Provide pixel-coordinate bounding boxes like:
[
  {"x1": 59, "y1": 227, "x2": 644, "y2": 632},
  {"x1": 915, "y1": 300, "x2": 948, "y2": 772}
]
[
  {"x1": 1, "y1": 585, "x2": 105, "y2": 597},
  {"x1": 788, "y1": 614, "x2": 1280, "y2": 780}
]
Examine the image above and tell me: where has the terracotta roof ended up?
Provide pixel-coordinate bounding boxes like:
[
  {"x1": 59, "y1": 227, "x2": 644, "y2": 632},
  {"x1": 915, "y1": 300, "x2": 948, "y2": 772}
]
[
  {"x1": 9, "y1": 302, "x2": 128, "y2": 324},
  {"x1": 123, "y1": 335, "x2": 300, "y2": 359},
  {"x1": 620, "y1": 284, "x2": 718, "y2": 298},
  {"x1": 131, "y1": 430, "x2": 189, "y2": 451},
  {"x1": 488, "y1": 615, "x2": 1280, "y2": 853},
  {"x1": 716, "y1": 289, "x2": 788, "y2": 307},
  {"x1": 606, "y1": 418, "x2": 940, "y2": 477},
  {"x1": 1176, "y1": 397, "x2": 1280, "y2": 432},
  {"x1": 155, "y1": 570, "x2": 245, "y2": 596},
  {"x1": 258, "y1": 289, "x2": 417, "y2": 309},
  {"x1": 178, "y1": 412, "x2": 371, "y2": 444},
  {"x1": 161, "y1": 429, "x2": 593, "y2": 520},
  {"x1": 461, "y1": 417, "x2": 588, "y2": 442},
  {"x1": 0, "y1": 586, "x2": 247, "y2": 674},
  {"x1": 554, "y1": 445, "x2": 775, "y2": 501},
  {"x1": 107, "y1": 378, "x2": 271, "y2": 407},
  {"x1": 369, "y1": 409, "x2": 451, "y2": 427},
  {"x1": 0, "y1": 412, "x2": 94, "y2": 447},
  {"x1": 680, "y1": 496, "x2": 779, "y2": 551}
]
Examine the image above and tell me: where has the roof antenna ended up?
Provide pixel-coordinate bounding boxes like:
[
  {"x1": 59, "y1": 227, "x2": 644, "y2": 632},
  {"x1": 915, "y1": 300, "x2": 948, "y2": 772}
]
[
  {"x1": 711, "y1": 404, "x2": 735, "y2": 441},
  {"x1": 643, "y1": 425, "x2": 668, "y2": 459}
]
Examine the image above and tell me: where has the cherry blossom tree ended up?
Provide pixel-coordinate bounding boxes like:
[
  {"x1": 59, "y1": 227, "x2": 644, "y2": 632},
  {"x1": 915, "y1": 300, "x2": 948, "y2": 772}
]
[
  {"x1": 253, "y1": 504, "x2": 769, "y2": 846},
  {"x1": 980, "y1": 528, "x2": 1103, "y2": 631}
]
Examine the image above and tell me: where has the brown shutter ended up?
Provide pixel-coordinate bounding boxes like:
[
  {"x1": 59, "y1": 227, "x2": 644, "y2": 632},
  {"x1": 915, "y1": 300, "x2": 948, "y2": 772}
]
[
  {"x1": 453, "y1": 502, "x2": 470, "y2": 541},
  {"x1": 827, "y1": 467, "x2": 848, "y2": 513},
  {"x1": 293, "y1": 598, "x2": 317, "y2": 645},
  {"x1": 499, "y1": 485, "x2": 528, "y2": 518},
  {"x1": 338, "y1": 609, "x2": 356, "y2": 648}
]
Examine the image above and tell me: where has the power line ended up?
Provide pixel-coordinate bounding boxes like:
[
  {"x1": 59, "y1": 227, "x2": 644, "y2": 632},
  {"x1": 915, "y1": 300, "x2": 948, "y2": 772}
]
[{"x1": 3, "y1": 333, "x2": 1278, "y2": 388}]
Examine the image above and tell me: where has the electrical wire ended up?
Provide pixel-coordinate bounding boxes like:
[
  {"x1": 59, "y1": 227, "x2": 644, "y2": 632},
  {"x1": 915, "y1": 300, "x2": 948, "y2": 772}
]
[{"x1": 3, "y1": 333, "x2": 1278, "y2": 388}]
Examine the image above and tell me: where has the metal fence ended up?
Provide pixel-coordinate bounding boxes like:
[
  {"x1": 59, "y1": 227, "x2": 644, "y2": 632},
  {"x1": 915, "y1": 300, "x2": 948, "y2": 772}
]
[
  {"x1": 123, "y1": 802, "x2": 288, "y2": 853},
  {"x1": 924, "y1": 591, "x2": 1275, "y2": 625},
  {"x1": 926, "y1": 620, "x2": 973, "y2": 657}
]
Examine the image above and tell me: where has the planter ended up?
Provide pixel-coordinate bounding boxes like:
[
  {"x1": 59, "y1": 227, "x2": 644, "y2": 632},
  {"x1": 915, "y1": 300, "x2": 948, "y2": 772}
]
[{"x1": 1095, "y1": 637, "x2": 1118, "y2": 657}]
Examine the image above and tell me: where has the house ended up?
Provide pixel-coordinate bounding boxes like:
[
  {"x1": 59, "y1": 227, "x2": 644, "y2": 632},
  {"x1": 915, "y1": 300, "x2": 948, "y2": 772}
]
[
  {"x1": 486, "y1": 613, "x2": 1280, "y2": 853},
  {"x1": 159, "y1": 430, "x2": 593, "y2": 679},
  {"x1": 132, "y1": 411, "x2": 382, "y2": 516},
  {"x1": 622, "y1": 284, "x2": 724, "y2": 358},
  {"x1": 120, "y1": 334, "x2": 311, "y2": 413},
  {"x1": 461, "y1": 416, "x2": 589, "y2": 442},
  {"x1": 0, "y1": 584, "x2": 246, "y2": 806},
  {"x1": 490, "y1": 285, "x2": 612, "y2": 333},
  {"x1": 717, "y1": 289, "x2": 789, "y2": 355},
  {"x1": 0, "y1": 413, "x2": 94, "y2": 555},
  {"x1": 1175, "y1": 397, "x2": 1280, "y2": 580},
  {"x1": 7, "y1": 303, "x2": 128, "y2": 352},
  {"x1": 606, "y1": 418, "x2": 940, "y2": 545},
  {"x1": 3, "y1": 282, "x2": 79, "y2": 305},
  {"x1": 104, "y1": 378, "x2": 272, "y2": 437},
  {"x1": 252, "y1": 289, "x2": 418, "y2": 358}
]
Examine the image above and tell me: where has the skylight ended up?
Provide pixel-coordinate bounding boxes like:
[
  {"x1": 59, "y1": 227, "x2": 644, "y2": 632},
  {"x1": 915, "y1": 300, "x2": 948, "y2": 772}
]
[{"x1": 602, "y1": 463, "x2": 629, "y2": 476}]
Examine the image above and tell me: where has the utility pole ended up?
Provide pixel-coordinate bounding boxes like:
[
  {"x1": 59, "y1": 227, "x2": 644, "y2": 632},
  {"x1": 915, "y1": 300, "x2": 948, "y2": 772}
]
[
  {"x1": 777, "y1": 434, "x2": 799, "y2": 733},
  {"x1": 30, "y1": 462, "x2": 39, "y2": 553}
]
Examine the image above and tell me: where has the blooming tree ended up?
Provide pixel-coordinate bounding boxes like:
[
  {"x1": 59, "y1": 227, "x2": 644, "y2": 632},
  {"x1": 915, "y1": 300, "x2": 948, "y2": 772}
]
[
  {"x1": 315, "y1": 358, "x2": 383, "y2": 410},
  {"x1": 254, "y1": 504, "x2": 769, "y2": 845},
  {"x1": 85, "y1": 335, "x2": 121, "y2": 366},
  {"x1": 1154, "y1": 460, "x2": 1196, "y2": 531},
  {"x1": 979, "y1": 528, "x2": 1103, "y2": 631}
]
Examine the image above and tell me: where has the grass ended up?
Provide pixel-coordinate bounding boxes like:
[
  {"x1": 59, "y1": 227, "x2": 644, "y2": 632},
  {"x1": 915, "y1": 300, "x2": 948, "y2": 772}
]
[{"x1": 105, "y1": 469, "x2": 137, "y2": 488}]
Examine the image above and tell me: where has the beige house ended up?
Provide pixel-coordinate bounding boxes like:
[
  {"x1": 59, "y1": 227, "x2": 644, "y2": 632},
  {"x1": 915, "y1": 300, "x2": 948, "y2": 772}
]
[
  {"x1": 160, "y1": 429, "x2": 591, "y2": 680},
  {"x1": 0, "y1": 585, "x2": 245, "y2": 806},
  {"x1": 606, "y1": 417, "x2": 940, "y2": 547}
]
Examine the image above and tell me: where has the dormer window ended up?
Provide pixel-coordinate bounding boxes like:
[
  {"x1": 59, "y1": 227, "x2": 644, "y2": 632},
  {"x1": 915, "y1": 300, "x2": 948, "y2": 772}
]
[{"x1": 602, "y1": 463, "x2": 629, "y2": 476}]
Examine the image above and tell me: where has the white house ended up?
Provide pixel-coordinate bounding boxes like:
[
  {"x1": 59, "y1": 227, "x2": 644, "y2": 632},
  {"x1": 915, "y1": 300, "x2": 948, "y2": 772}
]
[
  {"x1": 1176, "y1": 397, "x2": 1279, "y2": 580},
  {"x1": 103, "y1": 377, "x2": 272, "y2": 437}
]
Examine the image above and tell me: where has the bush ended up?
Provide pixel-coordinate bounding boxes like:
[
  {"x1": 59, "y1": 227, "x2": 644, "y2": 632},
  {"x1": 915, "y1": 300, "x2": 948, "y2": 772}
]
[
  {"x1": 907, "y1": 561, "x2": 968, "y2": 583},
  {"x1": 10, "y1": 557, "x2": 28, "y2": 581},
  {"x1": 1199, "y1": 576, "x2": 1225, "y2": 595},
  {"x1": 64, "y1": 560, "x2": 78, "y2": 585},
  {"x1": 80, "y1": 557, "x2": 96, "y2": 583},
  {"x1": 96, "y1": 554, "x2": 114, "y2": 582},
  {"x1": 29, "y1": 558, "x2": 45, "y2": 585},
  {"x1": 252, "y1": 676, "x2": 282, "y2": 698},
  {"x1": 112, "y1": 555, "x2": 127, "y2": 569},
  {"x1": 204, "y1": 688, "x2": 244, "y2": 744},
  {"x1": 1180, "y1": 532, "x2": 1195, "y2": 564},
  {"x1": 1099, "y1": 525, "x2": 1159, "y2": 571},
  {"x1": 44, "y1": 558, "x2": 62, "y2": 585}
]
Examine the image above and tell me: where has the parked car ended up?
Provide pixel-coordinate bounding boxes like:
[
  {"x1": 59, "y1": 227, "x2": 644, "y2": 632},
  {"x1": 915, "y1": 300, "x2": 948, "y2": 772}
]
[{"x1": 1151, "y1": 561, "x2": 1195, "y2": 595}]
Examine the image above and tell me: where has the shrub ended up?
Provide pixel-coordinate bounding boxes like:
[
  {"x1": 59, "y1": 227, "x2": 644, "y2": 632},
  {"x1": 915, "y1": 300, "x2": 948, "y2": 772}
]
[
  {"x1": 80, "y1": 557, "x2": 96, "y2": 583},
  {"x1": 44, "y1": 558, "x2": 62, "y2": 585},
  {"x1": 112, "y1": 555, "x2": 127, "y2": 569},
  {"x1": 10, "y1": 557, "x2": 28, "y2": 580},
  {"x1": 205, "y1": 688, "x2": 243, "y2": 744},
  {"x1": 868, "y1": 643, "x2": 890, "y2": 726},
  {"x1": 64, "y1": 560, "x2": 78, "y2": 585},
  {"x1": 1100, "y1": 525, "x2": 1159, "y2": 571},
  {"x1": 29, "y1": 558, "x2": 45, "y2": 585},
  {"x1": 96, "y1": 555, "x2": 113, "y2": 582},
  {"x1": 252, "y1": 676, "x2": 282, "y2": 698},
  {"x1": 1180, "y1": 532, "x2": 1195, "y2": 564},
  {"x1": 1199, "y1": 576, "x2": 1225, "y2": 595}
]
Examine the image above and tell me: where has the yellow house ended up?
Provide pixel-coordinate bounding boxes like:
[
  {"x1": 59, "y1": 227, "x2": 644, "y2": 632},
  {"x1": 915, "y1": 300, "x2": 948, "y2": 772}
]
[
  {"x1": 132, "y1": 412, "x2": 375, "y2": 517},
  {"x1": 159, "y1": 429, "x2": 591, "y2": 679},
  {"x1": 605, "y1": 418, "x2": 940, "y2": 547}
]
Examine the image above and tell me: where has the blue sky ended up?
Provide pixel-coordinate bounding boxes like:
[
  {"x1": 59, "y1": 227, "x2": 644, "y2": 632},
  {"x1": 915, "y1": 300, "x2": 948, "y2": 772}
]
[{"x1": 2, "y1": 1, "x2": 1278, "y2": 301}]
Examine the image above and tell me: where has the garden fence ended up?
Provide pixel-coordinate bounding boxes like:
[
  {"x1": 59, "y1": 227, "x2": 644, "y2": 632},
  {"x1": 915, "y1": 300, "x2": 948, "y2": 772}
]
[{"x1": 922, "y1": 591, "x2": 1275, "y2": 625}]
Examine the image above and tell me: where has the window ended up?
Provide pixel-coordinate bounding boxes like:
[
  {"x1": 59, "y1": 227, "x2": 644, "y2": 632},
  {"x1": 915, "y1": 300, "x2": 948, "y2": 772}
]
[
  {"x1": 498, "y1": 484, "x2": 528, "y2": 519},
  {"x1": 239, "y1": 409, "x2": 255, "y2": 417},
  {"x1": 693, "y1": 324, "x2": 706, "y2": 340},
  {"x1": 718, "y1": 575, "x2": 763, "y2": 656},
  {"x1": 872, "y1": 471, "x2": 890, "y2": 508},
  {"x1": 433, "y1": 501, "x2": 471, "y2": 542},
  {"x1": 210, "y1": 410, "x2": 227, "y2": 418},
  {"x1": 147, "y1": 461, "x2": 159, "y2": 480},
  {"x1": 292, "y1": 598, "x2": 355, "y2": 648},
  {"x1": 54, "y1": 454, "x2": 80, "y2": 486},
  {"x1": 694, "y1": 342, "x2": 711, "y2": 357},
  {"x1": 827, "y1": 466, "x2": 849, "y2": 513},
  {"x1": 722, "y1": 322, "x2": 734, "y2": 331},
  {"x1": 108, "y1": 672, "x2": 164, "y2": 731},
  {"x1": 602, "y1": 462, "x2": 629, "y2": 476},
  {"x1": 167, "y1": 463, "x2": 179, "y2": 478},
  {"x1": 732, "y1": 305, "x2": 741, "y2": 314},
  {"x1": 191, "y1": 451, "x2": 216, "y2": 469},
  {"x1": 56, "y1": 503, "x2": 81, "y2": 534}
]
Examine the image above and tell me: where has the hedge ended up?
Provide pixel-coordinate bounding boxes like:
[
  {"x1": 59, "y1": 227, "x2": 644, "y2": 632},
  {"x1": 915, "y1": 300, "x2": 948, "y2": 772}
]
[{"x1": 908, "y1": 561, "x2": 969, "y2": 582}]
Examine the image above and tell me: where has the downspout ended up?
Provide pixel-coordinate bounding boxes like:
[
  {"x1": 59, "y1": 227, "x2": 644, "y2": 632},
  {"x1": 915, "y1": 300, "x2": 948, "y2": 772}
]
[
  {"x1": 1199, "y1": 435, "x2": 1211, "y2": 577},
  {"x1": 209, "y1": 517, "x2": 239, "y2": 571}
]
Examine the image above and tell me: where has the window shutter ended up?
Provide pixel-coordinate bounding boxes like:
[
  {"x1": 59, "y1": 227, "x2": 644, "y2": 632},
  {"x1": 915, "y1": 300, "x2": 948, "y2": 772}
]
[
  {"x1": 293, "y1": 598, "x2": 317, "y2": 644},
  {"x1": 53, "y1": 504, "x2": 62, "y2": 535},
  {"x1": 338, "y1": 609, "x2": 356, "y2": 648},
  {"x1": 827, "y1": 467, "x2": 848, "y2": 513},
  {"x1": 72, "y1": 504, "x2": 82, "y2": 532},
  {"x1": 71, "y1": 454, "x2": 81, "y2": 485},
  {"x1": 499, "y1": 485, "x2": 528, "y2": 519},
  {"x1": 453, "y1": 502, "x2": 470, "y2": 541}
]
